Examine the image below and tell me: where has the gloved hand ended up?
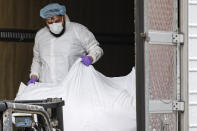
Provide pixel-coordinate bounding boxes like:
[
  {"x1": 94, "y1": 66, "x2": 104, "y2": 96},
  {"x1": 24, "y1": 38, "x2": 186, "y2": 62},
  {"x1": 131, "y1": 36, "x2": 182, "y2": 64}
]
[
  {"x1": 81, "y1": 56, "x2": 93, "y2": 66},
  {"x1": 27, "y1": 78, "x2": 37, "y2": 85}
]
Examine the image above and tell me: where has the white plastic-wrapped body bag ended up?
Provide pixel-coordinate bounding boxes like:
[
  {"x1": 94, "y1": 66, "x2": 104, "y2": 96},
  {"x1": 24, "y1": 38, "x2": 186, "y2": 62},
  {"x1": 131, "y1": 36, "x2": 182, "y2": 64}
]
[{"x1": 15, "y1": 59, "x2": 136, "y2": 131}]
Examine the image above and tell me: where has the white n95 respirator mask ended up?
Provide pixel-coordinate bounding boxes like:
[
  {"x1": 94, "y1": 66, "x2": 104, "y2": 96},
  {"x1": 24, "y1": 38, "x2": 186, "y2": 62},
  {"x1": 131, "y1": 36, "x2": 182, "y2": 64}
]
[{"x1": 49, "y1": 22, "x2": 64, "y2": 34}]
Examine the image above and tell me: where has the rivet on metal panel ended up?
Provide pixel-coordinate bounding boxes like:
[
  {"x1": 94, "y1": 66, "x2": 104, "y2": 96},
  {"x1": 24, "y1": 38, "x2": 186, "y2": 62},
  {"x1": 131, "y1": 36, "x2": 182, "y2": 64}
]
[
  {"x1": 172, "y1": 101, "x2": 184, "y2": 112},
  {"x1": 172, "y1": 33, "x2": 184, "y2": 44}
]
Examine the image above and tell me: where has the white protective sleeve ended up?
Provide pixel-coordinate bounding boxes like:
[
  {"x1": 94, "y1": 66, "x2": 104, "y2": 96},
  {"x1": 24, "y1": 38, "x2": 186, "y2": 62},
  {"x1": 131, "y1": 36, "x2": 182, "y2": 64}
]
[
  {"x1": 29, "y1": 33, "x2": 41, "y2": 79},
  {"x1": 74, "y1": 24, "x2": 104, "y2": 63}
]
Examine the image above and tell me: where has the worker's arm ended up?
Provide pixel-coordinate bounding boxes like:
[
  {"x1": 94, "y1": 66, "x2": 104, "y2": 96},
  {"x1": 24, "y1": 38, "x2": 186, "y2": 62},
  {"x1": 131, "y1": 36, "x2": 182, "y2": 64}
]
[
  {"x1": 29, "y1": 33, "x2": 41, "y2": 80},
  {"x1": 74, "y1": 24, "x2": 104, "y2": 63}
]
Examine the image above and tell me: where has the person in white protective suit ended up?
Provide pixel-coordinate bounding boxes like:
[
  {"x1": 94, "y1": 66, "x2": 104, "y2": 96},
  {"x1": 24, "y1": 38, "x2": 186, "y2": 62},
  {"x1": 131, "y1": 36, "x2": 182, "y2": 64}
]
[{"x1": 27, "y1": 3, "x2": 103, "y2": 85}]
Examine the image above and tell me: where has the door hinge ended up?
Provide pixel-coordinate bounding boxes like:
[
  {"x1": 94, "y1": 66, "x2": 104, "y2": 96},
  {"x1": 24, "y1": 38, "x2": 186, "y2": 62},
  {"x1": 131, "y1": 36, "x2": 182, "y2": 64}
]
[
  {"x1": 172, "y1": 101, "x2": 185, "y2": 112},
  {"x1": 172, "y1": 33, "x2": 184, "y2": 44},
  {"x1": 147, "y1": 31, "x2": 184, "y2": 45},
  {"x1": 140, "y1": 32, "x2": 146, "y2": 39}
]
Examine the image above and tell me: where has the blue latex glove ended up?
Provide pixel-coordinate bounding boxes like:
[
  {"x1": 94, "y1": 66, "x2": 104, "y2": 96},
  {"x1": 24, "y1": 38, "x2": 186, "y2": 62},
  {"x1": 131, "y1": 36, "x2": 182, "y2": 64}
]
[
  {"x1": 81, "y1": 56, "x2": 92, "y2": 66},
  {"x1": 27, "y1": 78, "x2": 37, "y2": 85}
]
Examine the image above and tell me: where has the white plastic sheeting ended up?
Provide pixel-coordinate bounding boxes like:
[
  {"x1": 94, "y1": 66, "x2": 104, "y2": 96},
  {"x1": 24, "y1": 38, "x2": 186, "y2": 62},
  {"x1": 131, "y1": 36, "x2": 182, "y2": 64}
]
[{"x1": 15, "y1": 59, "x2": 136, "y2": 131}]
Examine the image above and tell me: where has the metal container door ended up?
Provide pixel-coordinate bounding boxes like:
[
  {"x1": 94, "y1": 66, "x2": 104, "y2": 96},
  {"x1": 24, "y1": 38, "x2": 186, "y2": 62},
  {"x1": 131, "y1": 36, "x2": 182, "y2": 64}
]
[{"x1": 136, "y1": 0, "x2": 182, "y2": 130}]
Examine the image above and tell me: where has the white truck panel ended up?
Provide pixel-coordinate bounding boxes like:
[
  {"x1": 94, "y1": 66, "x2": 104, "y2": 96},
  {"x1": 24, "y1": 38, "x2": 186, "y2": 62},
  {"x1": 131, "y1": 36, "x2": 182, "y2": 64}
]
[
  {"x1": 189, "y1": 39, "x2": 197, "y2": 57},
  {"x1": 189, "y1": 105, "x2": 197, "y2": 124},
  {"x1": 189, "y1": 3, "x2": 197, "y2": 24},
  {"x1": 189, "y1": 27, "x2": 197, "y2": 35},
  {"x1": 189, "y1": 1, "x2": 197, "y2": 130},
  {"x1": 189, "y1": 72, "x2": 197, "y2": 90},
  {"x1": 189, "y1": 60, "x2": 197, "y2": 68},
  {"x1": 190, "y1": 93, "x2": 197, "y2": 102}
]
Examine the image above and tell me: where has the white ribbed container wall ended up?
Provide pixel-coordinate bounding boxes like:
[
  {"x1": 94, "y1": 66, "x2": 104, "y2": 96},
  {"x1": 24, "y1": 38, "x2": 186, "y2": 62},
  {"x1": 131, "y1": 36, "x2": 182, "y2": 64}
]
[{"x1": 189, "y1": 0, "x2": 197, "y2": 130}]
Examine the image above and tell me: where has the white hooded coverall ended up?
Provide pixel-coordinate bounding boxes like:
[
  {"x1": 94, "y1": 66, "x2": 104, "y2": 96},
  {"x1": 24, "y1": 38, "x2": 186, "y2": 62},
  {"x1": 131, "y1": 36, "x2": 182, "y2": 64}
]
[{"x1": 30, "y1": 17, "x2": 103, "y2": 83}]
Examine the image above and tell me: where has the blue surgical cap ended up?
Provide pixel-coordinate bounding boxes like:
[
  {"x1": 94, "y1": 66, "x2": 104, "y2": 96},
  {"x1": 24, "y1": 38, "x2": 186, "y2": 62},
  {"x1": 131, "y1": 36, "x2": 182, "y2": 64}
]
[{"x1": 40, "y1": 3, "x2": 66, "y2": 19}]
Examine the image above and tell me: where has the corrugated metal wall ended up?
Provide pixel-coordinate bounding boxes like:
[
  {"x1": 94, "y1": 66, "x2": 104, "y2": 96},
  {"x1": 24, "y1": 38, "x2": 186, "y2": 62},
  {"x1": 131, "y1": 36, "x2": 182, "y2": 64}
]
[{"x1": 0, "y1": 0, "x2": 134, "y2": 99}]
